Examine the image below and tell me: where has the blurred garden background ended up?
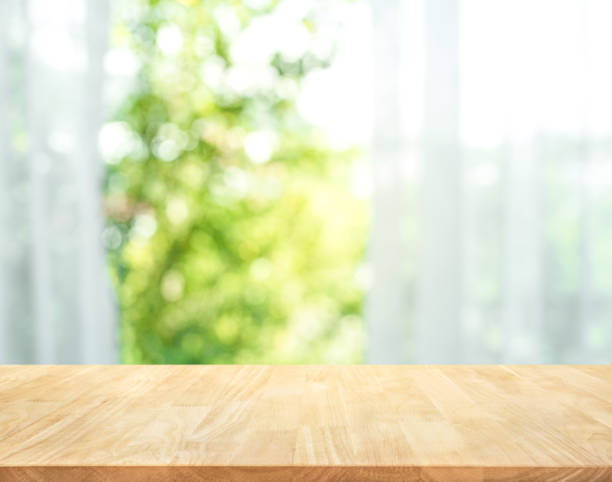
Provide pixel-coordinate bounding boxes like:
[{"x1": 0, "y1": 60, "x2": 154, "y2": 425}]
[
  {"x1": 104, "y1": 0, "x2": 368, "y2": 363},
  {"x1": 2, "y1": 0, "x2": 612, "y2": 364}
]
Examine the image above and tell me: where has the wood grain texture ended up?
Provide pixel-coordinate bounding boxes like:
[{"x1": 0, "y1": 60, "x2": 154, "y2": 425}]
[{"x1": 0, "y1": 365, "x2": 610, "y2": 481}]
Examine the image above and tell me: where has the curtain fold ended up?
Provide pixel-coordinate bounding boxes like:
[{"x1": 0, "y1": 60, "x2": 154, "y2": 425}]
[
  {"x1": 366, "y1": 0, "x2": 408, "y2": 363},
  {"x1": 367, "y1": 0, "x2": 612, "y2": 363},
  {"x1": 0, "y1": 0, "x2": 116, "y2": 363}
]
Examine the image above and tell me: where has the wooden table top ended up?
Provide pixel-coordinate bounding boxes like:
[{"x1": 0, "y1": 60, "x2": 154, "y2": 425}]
[{"x1": 0, "y1": 365, "x2": 610, "y2": 481}]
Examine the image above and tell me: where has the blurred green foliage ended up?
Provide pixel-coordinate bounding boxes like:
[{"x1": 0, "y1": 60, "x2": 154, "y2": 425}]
[{"x1": 104, "y1": 0, "x2": 367, "y2": 363}]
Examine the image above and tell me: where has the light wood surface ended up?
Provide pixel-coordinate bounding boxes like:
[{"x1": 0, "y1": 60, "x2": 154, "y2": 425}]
[{"x1": 0, "y1": 365, "x2": 610, "y2": 481}]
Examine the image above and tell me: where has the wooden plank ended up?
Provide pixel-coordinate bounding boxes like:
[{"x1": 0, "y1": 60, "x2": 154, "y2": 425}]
[{"x1": 0, "y1": 365, "x2": 610, "y2": 481}]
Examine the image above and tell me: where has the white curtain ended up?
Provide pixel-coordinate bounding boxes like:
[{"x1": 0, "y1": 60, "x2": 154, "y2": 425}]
[
  {"x1": 0, "y1": 0, "x2": 116, "y2": 363},
  {"x1": 367, "y1": 0, "x2": 612, "y2": 363}
]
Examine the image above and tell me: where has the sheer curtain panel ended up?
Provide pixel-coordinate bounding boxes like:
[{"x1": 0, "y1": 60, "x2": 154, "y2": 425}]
[
  {"x1": 367, "y1": 0, "x2": 612, "y2": 363},
  {"x1": 0, "y1": 0, "x2": 116, "y2": 363}
]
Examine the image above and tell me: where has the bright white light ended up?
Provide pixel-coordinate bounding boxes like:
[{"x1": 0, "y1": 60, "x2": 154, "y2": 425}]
[
  {"x1": 225, "y1": 65, "x2": 278, "y2": 95},
  {"x1": 200, "y1": 56, "x2": 226, "y2": 90},
  {"x1": 105, "y1": 48, "x2": 140, "y2": 76},
  {"x1": 214, "y1": 5, "x2": 241, "y2": 39},
  {"x1": 31, "y1": 29, "x2": 86, "y2": 71},
  {"x1": 351, "y1": 160, "x2": 372, "y2": 199},
  {"x1": 231, "y1": 0, "x2": 314, "y2": 67},
  {"x1": 296, "y1": 1, "x2": 372, "y2": 149},
  {"x1": 275, "y1": 77, "x2": 299, "y2": 99},
  {"x1": 244, "y1": 131, "x2": 278, "y2": 164},
  {"x1": 274, "y1": 0, "x2": 311, "y2": 25},
  {"x1": 224, "y1": 167, "x2": 250, "y2": 196},
  {"x1": 131, "y1": 214, "x2": 157, "y2": 241},
  {"x1": 226, "y1": 67, "x2": 251, "y2": 94},
  {"x1": 153, "y1": 123, "x2": 189, "y2": 162},
  {"x1": 243, "y1": 0, "x2": 273, "y2": 10},
  {"x1": 278, "y1": 23, "x2": 309, "y2": 62},
  {"x1": 230, "y1": 15, "x2": 278, "y2": 66},
  {"x1": 154, "y1": 139, "x2": 180, "y2": 162},
  {"x1": 99, "y1": 122, "x2": 141, "y2": 164},
  {"x1": 157, "y1": 25, "x2": 183, "y2": 54}
]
